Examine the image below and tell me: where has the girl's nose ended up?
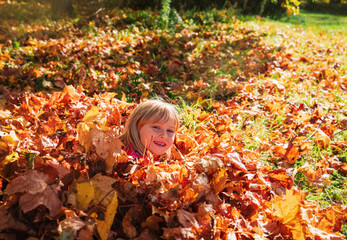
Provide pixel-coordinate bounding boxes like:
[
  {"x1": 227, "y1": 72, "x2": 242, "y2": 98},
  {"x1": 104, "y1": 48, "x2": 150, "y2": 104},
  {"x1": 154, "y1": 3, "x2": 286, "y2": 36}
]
[{"x1": 158, "y1": 129, "x2": 167, "y2": 137}]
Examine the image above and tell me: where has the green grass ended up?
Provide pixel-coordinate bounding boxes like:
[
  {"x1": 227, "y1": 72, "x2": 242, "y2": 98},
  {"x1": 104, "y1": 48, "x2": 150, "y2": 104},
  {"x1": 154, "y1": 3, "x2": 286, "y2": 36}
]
[
  {"x1": 177, "y1": 98, "x2": 213, "y2": 131},
  {"x1": 279, "y1": 10, "x2": 347, "y2": 37}
]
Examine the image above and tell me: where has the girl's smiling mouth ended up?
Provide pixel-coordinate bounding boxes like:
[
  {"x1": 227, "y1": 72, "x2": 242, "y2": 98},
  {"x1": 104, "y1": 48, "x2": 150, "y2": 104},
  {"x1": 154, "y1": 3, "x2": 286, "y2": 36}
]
[{"x1": 153, "y1": 141, "x2": 166, "y2": 147}]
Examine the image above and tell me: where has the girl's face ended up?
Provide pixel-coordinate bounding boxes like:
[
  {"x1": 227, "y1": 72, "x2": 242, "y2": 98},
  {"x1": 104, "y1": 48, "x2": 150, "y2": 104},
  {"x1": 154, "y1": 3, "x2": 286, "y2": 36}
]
[{"x1": 139, "y1": 117, "x2": 176, "y2": 157}]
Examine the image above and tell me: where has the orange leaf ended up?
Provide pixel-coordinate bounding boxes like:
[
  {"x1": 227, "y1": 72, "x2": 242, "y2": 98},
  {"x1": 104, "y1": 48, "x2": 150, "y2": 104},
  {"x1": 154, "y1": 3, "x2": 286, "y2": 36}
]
[
  {"x1": 270, "y1": 188, "x2": 305, "y2": 240},
  {"x1": 268, "y1": 169, "x2": 294, "y2": 189},
  {"x1": 272, "y1": 142, "x2": 299, "y2": 164}
]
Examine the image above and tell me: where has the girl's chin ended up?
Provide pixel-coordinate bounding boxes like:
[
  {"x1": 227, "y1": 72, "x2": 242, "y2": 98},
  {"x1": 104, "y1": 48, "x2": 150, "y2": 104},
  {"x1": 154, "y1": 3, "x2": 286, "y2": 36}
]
[
  {"x1": 151, "y1": 151, "x2": 166, "y2": 156},
  {"x1": 149, "y1": 148, "x2": 168, "y2": 157}
]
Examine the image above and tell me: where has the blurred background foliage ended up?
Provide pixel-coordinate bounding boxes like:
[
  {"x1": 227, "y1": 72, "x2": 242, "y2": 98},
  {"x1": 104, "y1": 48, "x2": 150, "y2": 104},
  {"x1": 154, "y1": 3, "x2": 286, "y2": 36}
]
[{"x1": 1, "y1": 0, "x2": 346, "y2": 23}]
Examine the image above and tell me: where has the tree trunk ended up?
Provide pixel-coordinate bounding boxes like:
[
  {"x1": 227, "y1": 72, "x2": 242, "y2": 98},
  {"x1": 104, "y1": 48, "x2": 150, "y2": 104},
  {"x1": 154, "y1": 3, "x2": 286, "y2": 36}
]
[
  {"x1": 259, "y1": 0, "x2": 269, "y2": 16},
  {"x1": 243, "y1": 0, "x2": 249, "y2": 11}
]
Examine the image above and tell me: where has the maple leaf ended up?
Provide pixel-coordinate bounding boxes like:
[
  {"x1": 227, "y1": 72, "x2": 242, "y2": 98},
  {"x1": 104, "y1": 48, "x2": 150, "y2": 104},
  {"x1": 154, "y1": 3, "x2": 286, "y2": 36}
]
[
  {"x1": 19, "y1": 183, "x2": 62, "y2": 216},
  {"x1": 77, "y1": 127, "x2": 122, "y2": 174},
  {"x1": 226, "y1": 152, "x2": 248, "y2": 173},
  {"x1": 268, "y1": 169, "x2": 294, "y2": 189},
  {"x1": 0, "y1": 151, "x2": 19, "y2": 179},
  {"x1": 211, "y1": 167, "x2": 230, "y2": 194},
  {"x1": 314, "y1": 128, "x2": 331, "y2": 149},
  {"x1": 0, "y1": 10, "x2": 346, "y2": 239},
  {"x1": 5, "y1": 170, "x2": 63, "y2": 216},
  {"x1": 272, "y1": 142, "x2": 299, "y2": 164},
  {"x1": 122, "y1": 210, "x2": 138, "y2": 238},
  {"x1": 4, "y1": 170, "x2": 49, "y2": 195},
  {"x1": 47, "y1": 85, "x2": 82, "y2": 107},
  {"x1": 268, "y1": 188, "x2": 305, "y2": 240},
  {"x1": 42, "y1": 115, "x2": 64, "y2": 135}
]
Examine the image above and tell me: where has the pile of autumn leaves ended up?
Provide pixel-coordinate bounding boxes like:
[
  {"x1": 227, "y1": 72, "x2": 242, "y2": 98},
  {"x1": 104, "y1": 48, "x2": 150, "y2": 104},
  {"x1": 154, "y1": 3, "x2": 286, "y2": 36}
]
[{"x1": 0, "y1": 86, "x2": 346, "y2": 240}]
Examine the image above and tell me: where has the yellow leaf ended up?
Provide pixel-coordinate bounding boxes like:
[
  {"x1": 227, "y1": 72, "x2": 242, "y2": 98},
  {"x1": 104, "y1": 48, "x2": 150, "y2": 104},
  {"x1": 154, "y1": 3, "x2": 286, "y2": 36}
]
[
  {"x1": 271, "y1": 188, "x2": 305, "y2": 240},
  {"x1": 211, "y1": 168, "x2": 229, "y2": 194},
  {"x1": 90, "y1": 174, "x2": 118, "y2": 240},
  {"x1": 0, "y1": 98, "x2": 6, "y2": 108},
  {"x1": 0, "y1": 151, "x2": 19, "y2": 178},
  {"x1": 26, "y1": 237, "x2": 40, "y2": 240},
  {"x1": 3, "y1": 152, "x2": 19, "y2": 165},
  {"x1": 82, "y1": 106, "x2": 108, "y2": 130},
  {"x1": 141, "y1": 91, "x2": 149, "y2": 98},
  {"x1": 0, "y1": 130, "x2": 19, "y2": 147},
  {"x1": 76, "y1": 181, "x2": 94, "y2": 211},
  {"x1": 100, "y1": 92, "x2": 117, "y2": 102},
  {"x1": 121, "y1": 93, "x2": 127, "y2": 102}
]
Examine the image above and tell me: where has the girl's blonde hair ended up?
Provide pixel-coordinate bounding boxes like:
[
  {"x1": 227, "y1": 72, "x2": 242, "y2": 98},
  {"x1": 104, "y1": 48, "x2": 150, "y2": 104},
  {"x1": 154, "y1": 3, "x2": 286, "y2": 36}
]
[{"x1": 119, "y1": 99, "x2": 180, "y2": 156}]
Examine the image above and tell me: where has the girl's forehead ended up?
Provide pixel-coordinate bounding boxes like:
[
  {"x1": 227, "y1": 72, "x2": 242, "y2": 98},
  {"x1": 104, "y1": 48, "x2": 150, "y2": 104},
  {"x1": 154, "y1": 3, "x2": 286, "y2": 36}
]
[{"x1": 145, "y1": 114, "x2": 177, "y2": 126}]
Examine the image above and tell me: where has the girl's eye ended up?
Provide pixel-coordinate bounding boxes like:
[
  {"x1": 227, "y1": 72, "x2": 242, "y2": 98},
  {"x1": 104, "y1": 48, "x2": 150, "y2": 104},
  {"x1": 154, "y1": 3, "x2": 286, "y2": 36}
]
[
  {"x1": 152, "y1": 126, "x2": 160, "y2": 130},
  {"x1": 167, "y1": 130, "x2": 174, "y2": 133}
]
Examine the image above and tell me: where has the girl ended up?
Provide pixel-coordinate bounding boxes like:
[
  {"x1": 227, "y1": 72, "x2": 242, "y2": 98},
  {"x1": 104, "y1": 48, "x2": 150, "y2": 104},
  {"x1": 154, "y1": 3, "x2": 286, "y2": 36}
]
[{"x1": 119, "y1": 99, "x2": 180, "y2": 160}]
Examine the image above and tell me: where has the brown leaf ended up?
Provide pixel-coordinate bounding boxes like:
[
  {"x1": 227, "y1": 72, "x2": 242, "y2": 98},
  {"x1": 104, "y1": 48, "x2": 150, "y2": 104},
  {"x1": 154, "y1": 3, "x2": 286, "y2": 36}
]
[
  {"x1": 77, "y1": 127, "x2": 122, "y2": 174},
  {"x1": 177, "y1": 209, "x2": 199, "y2": 229},
  {"x1": 337, "y1": 163, "x2": 347, "y2": 177},
  {"x1": 141, "y1": 215, "x2": 164, "y2": 232},
  {"x1": 5, "y1": 170, "x2": 49, "y2": 195},
  {"x1": 0, "y1": 209, "x2": 29, "y2": 232},
  {"x1": 19, "y1": 184, "x2": 62, "y2": 216},
  {"x1": 122, "y1": 212, "x2": 137, "y2": 238}
]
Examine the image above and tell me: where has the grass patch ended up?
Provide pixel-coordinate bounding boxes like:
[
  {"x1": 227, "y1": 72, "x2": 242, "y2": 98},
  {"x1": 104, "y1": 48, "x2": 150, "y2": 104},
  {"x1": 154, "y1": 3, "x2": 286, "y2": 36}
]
[{"x1": 278, "y1": 10, "x2": 347, "y2": 37}]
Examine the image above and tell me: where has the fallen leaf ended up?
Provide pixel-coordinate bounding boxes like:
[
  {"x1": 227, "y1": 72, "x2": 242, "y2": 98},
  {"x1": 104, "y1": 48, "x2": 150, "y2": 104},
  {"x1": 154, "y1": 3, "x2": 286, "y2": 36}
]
[
  {"x1": 76, "y1": 181, "x2": 95, "y2": 211},
  {"x1": 5, "y1": 170, "x2": 49, "y2": 195},
  {"x1": 315, "y1": 129, "x2": 331, "y2": 149},
  {"x1": 269, "y1": 188, "x2": 305, "y2": 240}
]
